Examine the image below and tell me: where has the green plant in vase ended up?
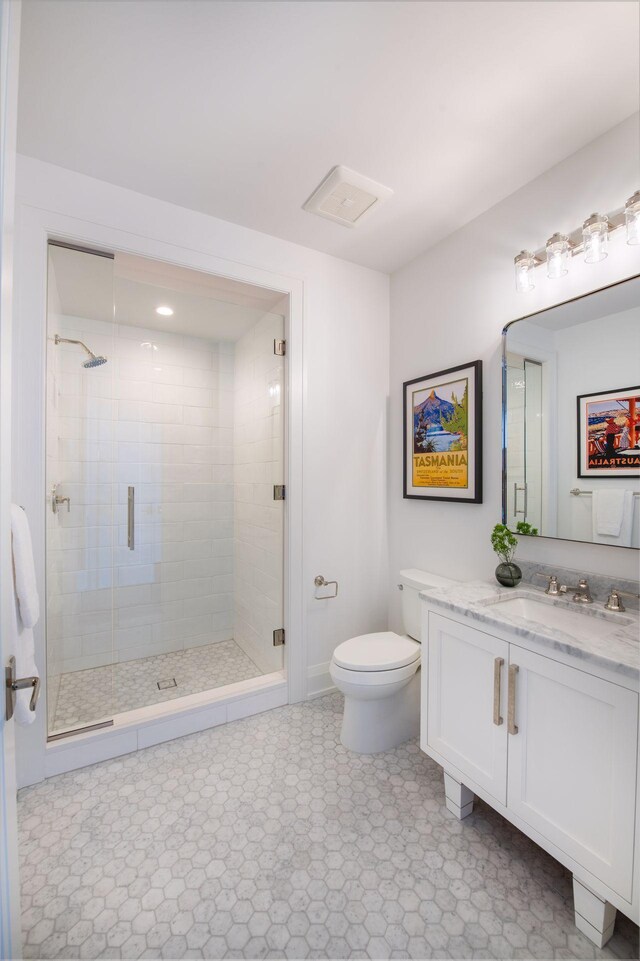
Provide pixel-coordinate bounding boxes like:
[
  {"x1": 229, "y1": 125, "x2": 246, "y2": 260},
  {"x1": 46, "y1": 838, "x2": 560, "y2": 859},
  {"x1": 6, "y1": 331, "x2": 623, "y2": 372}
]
[
  {"x1": 515, "y1": 521, "x2": 539, "y2": 537},
  {"x1": 491, "y1": 523, "x2": 523, "y2": 587}
]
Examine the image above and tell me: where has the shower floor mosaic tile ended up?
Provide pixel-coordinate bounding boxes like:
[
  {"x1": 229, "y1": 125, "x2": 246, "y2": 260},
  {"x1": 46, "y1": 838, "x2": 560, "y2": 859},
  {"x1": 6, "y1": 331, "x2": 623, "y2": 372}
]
[
  {"x1": 20, "y1": 694, "x2": 638, "y2": 960},
  {"x1": 51, "y1": 640, "x2": 263, "y2": 732}
]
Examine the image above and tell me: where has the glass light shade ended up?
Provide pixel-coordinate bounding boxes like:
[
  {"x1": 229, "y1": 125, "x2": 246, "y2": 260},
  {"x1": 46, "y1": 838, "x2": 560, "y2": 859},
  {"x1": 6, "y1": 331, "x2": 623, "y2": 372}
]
[
  {"x1": 582, "y1": 213, "x2": 609, "y2": 263},
  {"x1": 625, "y1": 191, "x2": 640, "y2": 245},
  {"x1": 514, "y1": 250, "x2": 536, "y2": 292},
  {"x1": 546, "y1": 233, "x2": 570, "y2": 279}
]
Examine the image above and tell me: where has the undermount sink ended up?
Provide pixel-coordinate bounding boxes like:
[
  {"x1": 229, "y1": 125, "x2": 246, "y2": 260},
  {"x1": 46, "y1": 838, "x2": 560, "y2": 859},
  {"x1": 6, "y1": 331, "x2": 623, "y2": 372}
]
[{"x1": 479, "y1": 591, "x2": 634, "y2": 640}]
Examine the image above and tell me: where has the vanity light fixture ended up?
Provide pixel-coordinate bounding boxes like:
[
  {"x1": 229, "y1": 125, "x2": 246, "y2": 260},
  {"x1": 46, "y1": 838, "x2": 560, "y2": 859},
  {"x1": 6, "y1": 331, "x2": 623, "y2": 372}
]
[
  {"x1": 546, "y1": 233, "x2": 570, "y2": 279},
  {"x1": 514, "y1": 190, "x2": 639, "y2": 291},
  {"x1": 582, "y1": 213, "x2": 609, "y2": 263},
  {"x1": 625, "y1": 191, "x2": 640, "y2": 245},
  {"x1": 513, "y1": 250, "x2": 538, "y2": 292},
  {"x1": 156, "y1": 305, "x2": 174, "y2": 316}
]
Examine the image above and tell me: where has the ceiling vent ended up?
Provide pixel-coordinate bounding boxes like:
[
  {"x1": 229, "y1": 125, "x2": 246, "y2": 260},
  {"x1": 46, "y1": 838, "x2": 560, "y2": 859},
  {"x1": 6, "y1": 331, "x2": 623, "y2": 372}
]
[{"x1": 302, "y1": 165, "x2": 393, "y2": 228}]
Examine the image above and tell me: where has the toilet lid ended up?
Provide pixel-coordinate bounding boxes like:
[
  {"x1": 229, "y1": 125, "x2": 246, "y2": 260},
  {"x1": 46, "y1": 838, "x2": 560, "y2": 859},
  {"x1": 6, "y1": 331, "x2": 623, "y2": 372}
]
[{"x1": 333, "y1": 632, "x2": 420, "y2": 672}]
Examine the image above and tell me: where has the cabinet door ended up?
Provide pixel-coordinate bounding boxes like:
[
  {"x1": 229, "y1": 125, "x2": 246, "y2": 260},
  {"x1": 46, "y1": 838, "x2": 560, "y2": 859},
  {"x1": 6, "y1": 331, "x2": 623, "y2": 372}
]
[
  {"x1": 507, "y1": 647, "x2": 638, "y2": 901},
  {"x1": 427, "y1": 613, "x2": 509, "y2": 804}
]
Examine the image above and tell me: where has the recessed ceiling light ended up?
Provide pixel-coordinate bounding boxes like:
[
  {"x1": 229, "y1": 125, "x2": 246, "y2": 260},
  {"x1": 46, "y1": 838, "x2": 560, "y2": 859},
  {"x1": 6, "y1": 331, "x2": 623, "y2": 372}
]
[{"x1": 156, "y1": 305, "x2": 174, "y2": 316}]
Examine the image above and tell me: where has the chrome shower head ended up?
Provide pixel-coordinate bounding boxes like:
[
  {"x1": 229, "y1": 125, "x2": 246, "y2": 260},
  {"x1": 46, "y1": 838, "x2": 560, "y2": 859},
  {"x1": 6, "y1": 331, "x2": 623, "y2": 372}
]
[
  {"x1": 54, "y1": 334, "x2": 108, "y2": 369},
  {"x1": 82, "y1": 355, "x2": 107, "y2": 368}
]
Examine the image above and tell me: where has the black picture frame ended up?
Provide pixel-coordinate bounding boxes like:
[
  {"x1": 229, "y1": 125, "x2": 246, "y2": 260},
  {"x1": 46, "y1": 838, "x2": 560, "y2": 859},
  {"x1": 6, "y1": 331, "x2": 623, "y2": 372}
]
[
  {"x1": 576, "y1": 385, "x2": 640, "y2": 479},
  {"x1": 403, "y1": 360, "x2": 483, "y2": 503}
]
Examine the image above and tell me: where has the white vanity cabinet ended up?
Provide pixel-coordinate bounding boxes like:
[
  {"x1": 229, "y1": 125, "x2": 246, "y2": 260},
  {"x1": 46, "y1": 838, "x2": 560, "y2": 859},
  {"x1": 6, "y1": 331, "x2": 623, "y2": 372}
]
[
  {"x1": 427, "y1": 615, "x2": 508, "y2": 804},
  {"x1": 506, "y1": 645, "x2": 637, "y2": 901},
  {"x1": 422, "y1": 609, "x2": 639, "y2": 947}
]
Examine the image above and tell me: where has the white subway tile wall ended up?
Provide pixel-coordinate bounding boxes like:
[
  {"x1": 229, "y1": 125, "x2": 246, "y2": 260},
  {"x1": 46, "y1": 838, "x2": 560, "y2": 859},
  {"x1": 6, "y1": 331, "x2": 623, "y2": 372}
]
[
  {"x1": 46, "y1": 315, "x2": 236, "y2": 688},
  {"x1": 233, "y1": 314, "x2": 285, "y2": 675}
]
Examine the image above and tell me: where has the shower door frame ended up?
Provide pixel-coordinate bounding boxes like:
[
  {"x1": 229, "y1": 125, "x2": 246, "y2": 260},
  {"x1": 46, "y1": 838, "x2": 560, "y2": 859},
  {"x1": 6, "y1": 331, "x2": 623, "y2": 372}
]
[{"x1": 13, "y1": 202, "x2": 305, "y2": 787}]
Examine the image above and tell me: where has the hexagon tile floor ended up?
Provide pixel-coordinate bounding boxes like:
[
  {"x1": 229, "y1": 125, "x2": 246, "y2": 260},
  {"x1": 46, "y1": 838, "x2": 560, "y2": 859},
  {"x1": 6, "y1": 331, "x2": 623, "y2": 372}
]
[{"x1": 18, "y1": 694, "x2": 639, "y2": 960}]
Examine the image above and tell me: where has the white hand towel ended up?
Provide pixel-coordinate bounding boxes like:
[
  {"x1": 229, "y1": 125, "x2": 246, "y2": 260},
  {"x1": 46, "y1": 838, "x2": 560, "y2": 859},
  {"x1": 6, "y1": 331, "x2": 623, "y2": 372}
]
[
  {"x1": 11, "y1": 503, "x2": 40, "y2": 628},
  {"x1": 10, "y1": 590, "x2": 38, "y2": 726},
  {"x1": 592, "y1": 490, "x2": 635, "y2": 547},
  {"x1": 11, "y1": 504, "x2": 40, "y2": 725}
]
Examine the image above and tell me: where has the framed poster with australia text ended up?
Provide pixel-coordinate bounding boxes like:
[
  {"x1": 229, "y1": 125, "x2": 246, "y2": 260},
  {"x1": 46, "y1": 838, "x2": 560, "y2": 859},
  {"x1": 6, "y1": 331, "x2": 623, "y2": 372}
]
[
  {"x1": 403, "y1": 360, "x2": 482, "y2": 502},
  {"x1": 577, "y1": 386, "x2": 640, "y2": 478}
]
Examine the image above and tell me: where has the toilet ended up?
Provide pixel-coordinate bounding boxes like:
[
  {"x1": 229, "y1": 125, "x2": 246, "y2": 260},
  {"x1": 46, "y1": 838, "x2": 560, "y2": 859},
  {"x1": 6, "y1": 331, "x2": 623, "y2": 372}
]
[{"x1": 330, "y1": 569, "x2": 449, "y2": 754}]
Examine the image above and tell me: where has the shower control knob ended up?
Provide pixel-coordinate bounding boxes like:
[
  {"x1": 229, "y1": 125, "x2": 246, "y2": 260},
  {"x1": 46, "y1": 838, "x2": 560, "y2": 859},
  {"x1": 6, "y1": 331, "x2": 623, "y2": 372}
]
[{"x1": 51, "y1": 485, "x2": 71, "y2": 514}]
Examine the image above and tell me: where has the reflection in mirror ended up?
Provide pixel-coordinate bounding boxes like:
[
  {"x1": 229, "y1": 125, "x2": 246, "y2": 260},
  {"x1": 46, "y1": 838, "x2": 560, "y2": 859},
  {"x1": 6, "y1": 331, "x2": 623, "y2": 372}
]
[{"x1": 503, "y1": 275, "x2": 640, "y2": 549}]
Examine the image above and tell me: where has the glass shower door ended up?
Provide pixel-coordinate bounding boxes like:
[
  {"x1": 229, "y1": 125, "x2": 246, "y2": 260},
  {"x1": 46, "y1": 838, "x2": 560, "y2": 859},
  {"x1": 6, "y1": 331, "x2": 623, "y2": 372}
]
[
  {"x1": 505, "y1": 353, "x2": 542, "y2": 532},
  {"x1": 46, "y1": 246, "x2": 287, "y2": 736},
  {"x1": 46, "y1": 243, "x2": 116, "y2": 736}
]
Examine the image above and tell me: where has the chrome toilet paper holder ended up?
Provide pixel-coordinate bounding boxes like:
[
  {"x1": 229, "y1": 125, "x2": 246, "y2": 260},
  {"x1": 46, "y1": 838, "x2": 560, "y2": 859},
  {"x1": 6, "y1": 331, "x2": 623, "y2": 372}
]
[{"x1": 314, "y1": 575, "x2": 338, "y2": 599}]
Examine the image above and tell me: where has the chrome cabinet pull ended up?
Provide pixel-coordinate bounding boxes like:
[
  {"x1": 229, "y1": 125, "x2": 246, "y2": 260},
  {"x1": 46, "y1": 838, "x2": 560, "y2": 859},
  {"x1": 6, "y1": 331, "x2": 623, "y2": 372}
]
[
  {"x1": 507, "y1": 664, "x2": 519, "y2": 735},
  {"x1": 127, "y1": 486, "x2": 135, "y2": 550},
  {"x1": 493, "y1": 657, "x2": 504, "y2": 726}
]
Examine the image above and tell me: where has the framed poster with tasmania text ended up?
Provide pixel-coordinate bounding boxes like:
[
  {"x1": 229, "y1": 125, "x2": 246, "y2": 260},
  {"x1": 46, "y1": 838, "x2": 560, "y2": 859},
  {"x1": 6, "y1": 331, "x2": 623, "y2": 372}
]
[
  {"x1": 577, "y1": 386, "x2": 640, "y2": 478},
  {"x1": 403, "y1": 360, "x2": 482, "y2": 502}
]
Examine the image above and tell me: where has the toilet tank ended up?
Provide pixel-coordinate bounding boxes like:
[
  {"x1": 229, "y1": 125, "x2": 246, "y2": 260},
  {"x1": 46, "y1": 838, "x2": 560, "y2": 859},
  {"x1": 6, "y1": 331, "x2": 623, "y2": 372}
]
[{"x1": 399, "y1": 569, "x2": 452, "y2": 641}]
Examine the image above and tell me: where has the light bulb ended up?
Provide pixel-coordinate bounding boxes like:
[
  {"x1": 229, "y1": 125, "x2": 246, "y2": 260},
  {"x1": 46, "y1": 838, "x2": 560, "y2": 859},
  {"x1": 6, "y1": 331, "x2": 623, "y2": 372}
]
[
  {"x1": 156, "y1": 306, "x2": 174, "y2": 316},
  {"x1": 514, "y1": 250, "x2": 536, "y2": 293},
  {"x1": 546, "y1": 233, "x2": 570, "y2": 279},
  {"x1": 625, "y1": 191, "x2": 640, "y2": 245},
  {"x1": 582, "y1": 213, "x2": 609, "y2": 263}
]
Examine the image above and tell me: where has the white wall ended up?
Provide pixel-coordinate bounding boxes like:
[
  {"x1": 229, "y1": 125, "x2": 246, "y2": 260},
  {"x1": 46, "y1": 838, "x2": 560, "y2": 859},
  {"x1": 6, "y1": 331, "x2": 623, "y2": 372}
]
[
  {"x1": 233, "y1": 312, "x2": 285, "y2": 675},
  {"x1": 388, "y1": 114, "x2": 640, "y2": 632},
  {"x1": 13, "y1": 154, "x2": 390, "y2": 709}
]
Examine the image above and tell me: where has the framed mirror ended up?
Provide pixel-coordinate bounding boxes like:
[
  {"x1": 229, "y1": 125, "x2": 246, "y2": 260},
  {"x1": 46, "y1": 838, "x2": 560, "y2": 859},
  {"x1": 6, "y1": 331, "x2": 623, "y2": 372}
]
[{"x1": 502, "y1": 274, "x2": 640, "y2": 549}]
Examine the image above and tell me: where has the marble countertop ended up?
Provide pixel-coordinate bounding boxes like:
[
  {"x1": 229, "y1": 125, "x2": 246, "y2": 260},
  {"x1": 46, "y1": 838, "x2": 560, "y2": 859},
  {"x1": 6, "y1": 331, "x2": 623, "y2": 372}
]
[{"x1": 419, "y1": 580, "x2": 640, "y2": 683}]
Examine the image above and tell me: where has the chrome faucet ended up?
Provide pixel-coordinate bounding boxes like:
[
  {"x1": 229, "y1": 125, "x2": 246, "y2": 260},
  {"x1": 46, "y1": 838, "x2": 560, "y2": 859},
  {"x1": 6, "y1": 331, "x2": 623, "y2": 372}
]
[
  {"x1": 559, "y1": 578, "x2": 593, "y2": 604},
  {"x1": 533, "y1": 572, "x2": 560, "y2": 596}
]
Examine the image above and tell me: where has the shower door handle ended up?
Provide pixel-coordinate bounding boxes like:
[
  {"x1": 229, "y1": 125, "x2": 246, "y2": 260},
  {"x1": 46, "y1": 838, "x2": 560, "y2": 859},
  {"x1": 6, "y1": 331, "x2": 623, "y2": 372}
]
[
  {"x1": 513, "y1": 482, "x2": 527, "y2": 517},
  {"x1": 127, "y1": 486, "x2": 135, "y2": 550}
]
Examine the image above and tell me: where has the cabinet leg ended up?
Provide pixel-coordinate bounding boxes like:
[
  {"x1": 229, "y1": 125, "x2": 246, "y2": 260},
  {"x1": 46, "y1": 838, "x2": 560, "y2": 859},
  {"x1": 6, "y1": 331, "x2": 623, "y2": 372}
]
[
  {"x1": 572, "y1": 877, "x2": 616, "y2": 948},
  {"x1": 443, "y1": 772, "x2": 474, "y2": 820}
]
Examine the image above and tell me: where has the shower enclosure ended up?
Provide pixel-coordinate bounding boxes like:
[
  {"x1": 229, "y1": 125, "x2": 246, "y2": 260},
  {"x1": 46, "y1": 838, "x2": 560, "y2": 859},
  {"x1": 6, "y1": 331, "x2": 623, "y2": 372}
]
[
  {"x1": 504, "y1": 352, "x2": 543, "y2": 532},
  {"x1": 46, "y1": 243, "x2": 286, "y2": 737}
]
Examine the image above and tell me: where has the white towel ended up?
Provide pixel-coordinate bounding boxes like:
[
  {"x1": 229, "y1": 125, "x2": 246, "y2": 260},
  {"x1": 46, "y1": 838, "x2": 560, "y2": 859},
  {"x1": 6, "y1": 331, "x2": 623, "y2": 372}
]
[
  {"x1": 11, "y1": 503, "x2": 40, "y2": 627},
  {"x1": 592, "y1": 490, "x2": 635, "y2": 547},
  {"x1": 11, "y1": 504, "x2": 40, "y2": 725}
]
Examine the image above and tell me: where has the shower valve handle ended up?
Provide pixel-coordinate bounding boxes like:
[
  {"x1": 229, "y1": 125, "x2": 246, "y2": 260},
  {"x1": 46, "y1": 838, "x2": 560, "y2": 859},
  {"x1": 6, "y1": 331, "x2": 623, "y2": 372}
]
[{"x1": 51, "y1": 485, "x2": 71, "y2": 514}]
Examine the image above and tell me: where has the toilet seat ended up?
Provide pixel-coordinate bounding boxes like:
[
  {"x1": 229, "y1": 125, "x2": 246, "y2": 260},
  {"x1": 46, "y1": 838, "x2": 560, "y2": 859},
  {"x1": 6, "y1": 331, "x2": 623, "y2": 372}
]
[
  {"x1": 332, "y1": 631, "x2": 420, "y2": 672},
  {"x1": 330, "y1": 658, "x2": 419, "y2": 689}
]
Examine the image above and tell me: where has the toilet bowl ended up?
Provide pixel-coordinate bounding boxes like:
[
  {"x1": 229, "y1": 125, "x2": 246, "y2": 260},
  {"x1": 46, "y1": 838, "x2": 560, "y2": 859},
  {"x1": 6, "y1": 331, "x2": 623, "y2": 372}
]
[{"x1": 330, "y1": 569, "x2": 449, "y2": 754}]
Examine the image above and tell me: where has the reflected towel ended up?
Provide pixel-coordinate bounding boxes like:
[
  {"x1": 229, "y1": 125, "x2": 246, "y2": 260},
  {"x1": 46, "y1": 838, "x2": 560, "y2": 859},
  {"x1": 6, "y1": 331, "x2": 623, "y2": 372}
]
[
  {"x1": 11, "y1": 504, "x2": 40, "y2": 725},
  {"x1": 11, "y1": 503, "x2": 40, "y2": 627},
  {"x1": 592, "y1": 490, "x2": 634, "y2": 546}
]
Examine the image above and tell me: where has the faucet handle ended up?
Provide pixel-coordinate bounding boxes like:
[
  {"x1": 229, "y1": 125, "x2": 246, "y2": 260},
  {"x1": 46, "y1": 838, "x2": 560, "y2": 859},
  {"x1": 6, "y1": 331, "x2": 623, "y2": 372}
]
[
  {"x1": 605, "y1": 589, "x2": 625, "y2": 613},
  {"x1": 533, "y1": 572, "x2": 560, "y2": 595}
]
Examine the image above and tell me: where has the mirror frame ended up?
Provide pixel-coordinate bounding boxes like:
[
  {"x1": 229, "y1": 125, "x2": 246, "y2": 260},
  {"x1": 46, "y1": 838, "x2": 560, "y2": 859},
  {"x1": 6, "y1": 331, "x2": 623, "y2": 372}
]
[{"x1": 501, "y1": 271, "x2": 640, "y2": 549}]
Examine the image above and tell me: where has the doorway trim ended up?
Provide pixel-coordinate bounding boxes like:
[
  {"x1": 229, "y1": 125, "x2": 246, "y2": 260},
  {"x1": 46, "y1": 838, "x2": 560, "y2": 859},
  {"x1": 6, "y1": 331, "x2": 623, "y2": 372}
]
[{"x1": 13, "y1": 202, "x2": 305, "y2": 787}]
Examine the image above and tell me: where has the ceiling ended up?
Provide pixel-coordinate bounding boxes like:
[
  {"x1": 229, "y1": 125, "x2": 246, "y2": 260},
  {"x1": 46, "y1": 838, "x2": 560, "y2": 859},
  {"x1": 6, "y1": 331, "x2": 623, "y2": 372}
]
[
  {"x1": 19, "y1": 1, "x2": 639, "y2": 274},
  {"x1": 50, "y1": 246, "x2": 285, "y2": 341}
]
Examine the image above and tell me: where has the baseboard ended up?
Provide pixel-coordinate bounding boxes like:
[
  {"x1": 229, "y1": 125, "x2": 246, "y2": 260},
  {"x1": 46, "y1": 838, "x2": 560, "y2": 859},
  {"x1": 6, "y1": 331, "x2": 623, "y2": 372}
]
[{"x1": 307, "y1": 661, "x2": 336, "y2": 699}]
